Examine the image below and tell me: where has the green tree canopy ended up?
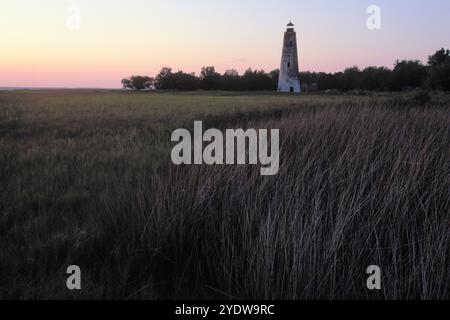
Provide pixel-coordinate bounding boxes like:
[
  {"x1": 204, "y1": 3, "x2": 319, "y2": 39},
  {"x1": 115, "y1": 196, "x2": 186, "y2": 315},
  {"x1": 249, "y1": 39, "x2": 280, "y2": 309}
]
[
  {"x1": 428, "y1": 48, "x2": 450, "y2": 90},
  {"x1": 121, "y1": 75, "x2": 154, "y2": 91}
]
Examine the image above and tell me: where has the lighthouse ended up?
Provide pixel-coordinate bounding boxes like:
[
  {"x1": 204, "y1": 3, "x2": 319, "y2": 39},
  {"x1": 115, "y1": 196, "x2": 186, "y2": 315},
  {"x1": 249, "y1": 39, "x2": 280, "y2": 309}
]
[{"x1": 278, "y1": 21, "x2": 301, "y2": 93}]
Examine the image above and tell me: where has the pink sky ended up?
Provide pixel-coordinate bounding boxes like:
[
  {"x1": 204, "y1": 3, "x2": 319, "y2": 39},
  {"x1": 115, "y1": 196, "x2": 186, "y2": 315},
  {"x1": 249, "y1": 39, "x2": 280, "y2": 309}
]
[{"x1": 1, "y1": 0, "x2": 448, "y2": 88}]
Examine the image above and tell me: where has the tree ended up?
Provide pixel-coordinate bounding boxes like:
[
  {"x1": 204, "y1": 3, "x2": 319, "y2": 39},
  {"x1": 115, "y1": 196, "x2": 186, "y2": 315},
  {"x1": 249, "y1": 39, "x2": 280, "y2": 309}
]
[
  {"x1": 269, "y1": 69, "x2": 280, "y2": 90},
  {"x1": 170, "y1": 71, "x2": 200, "y2": 90},
  {"x1": 200, "y1": 66, "x2": 220, "y2": 90},
  {"x1": 121, "y1": 75, "x2": 154, "y2": 91},
  {"x1": 240, "y1": 68, "x2": 273, "y2": 91},
  {"x1": 221, "y1": 69, "x2": 242, "y2": 91},
  {"x1": 428, "y1": 48, "x2": 450, "y2": 91},
  {"x1": 154, "y1": 67, "x2": 173, "y2": 90},
  {"x1": 389, "y1": 60, "x2": 427, "y2": 91},
  {"x1": 121, "y1": 78, "x2": 133, "y2": 90},
  {"x1": 341, "y1": 66, "x2": 361, "y2": 91},
  {"x1": 154, "y1": 67, "x2": 200, "y2": 90},
  {"x1": 428, "y1": 48, "x2": 450, "y2": 67},
  {"x1": 360, "y1": 67, "x2": 391, "y2": 91},
  {"x1": 299, "y1": 71, "x2": 315, "y2": 86},
  {"x1": 316, "y1": 72, "x2": 340, "y2": 91}
]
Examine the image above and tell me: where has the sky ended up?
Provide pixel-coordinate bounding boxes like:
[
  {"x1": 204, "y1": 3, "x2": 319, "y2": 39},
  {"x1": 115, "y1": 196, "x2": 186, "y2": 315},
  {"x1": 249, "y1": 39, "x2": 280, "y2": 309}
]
[{"x1": 0, "y1": 0, "x2": 449, "y2": 88}]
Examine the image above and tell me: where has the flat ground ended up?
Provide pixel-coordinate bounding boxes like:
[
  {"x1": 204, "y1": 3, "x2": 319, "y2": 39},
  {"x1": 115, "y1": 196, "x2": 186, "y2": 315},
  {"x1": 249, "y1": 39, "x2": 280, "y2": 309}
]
[{"x1": 0, "y1": 90, "x2": 449, "y2": 299}]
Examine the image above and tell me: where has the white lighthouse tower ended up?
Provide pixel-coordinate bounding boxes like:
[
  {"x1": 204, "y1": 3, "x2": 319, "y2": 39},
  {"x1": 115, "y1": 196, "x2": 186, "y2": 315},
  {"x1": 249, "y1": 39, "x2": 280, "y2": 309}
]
[{"x1": 278, "y1": 21, "x2": 301, "y2": 93}]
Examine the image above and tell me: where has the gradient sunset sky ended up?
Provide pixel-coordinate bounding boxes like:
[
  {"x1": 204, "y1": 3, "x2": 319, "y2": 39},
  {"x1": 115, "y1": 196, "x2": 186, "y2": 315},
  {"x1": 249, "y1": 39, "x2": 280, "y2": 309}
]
[{"x1": 1, "y1": 0, "x2": 449, "y2": 88}]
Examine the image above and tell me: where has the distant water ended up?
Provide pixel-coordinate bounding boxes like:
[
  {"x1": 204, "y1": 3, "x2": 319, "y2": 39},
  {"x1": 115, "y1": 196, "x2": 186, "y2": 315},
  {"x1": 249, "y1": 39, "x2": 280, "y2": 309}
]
[
  {"x1": 0, "y1": 87, "x2": 30, "y2": 91},
  {"x1": 0, "y1": 87, "x2": 120, "y2": 91},
  {"x1": 0, "y1": 87, "x2": 61, "y2": 91}
]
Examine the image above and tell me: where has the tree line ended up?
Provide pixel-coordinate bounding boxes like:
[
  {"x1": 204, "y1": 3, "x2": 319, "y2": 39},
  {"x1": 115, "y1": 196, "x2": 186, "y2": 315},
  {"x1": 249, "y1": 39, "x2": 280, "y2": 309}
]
[
  {"x1": 122, "y1": 48, "x2": 450, "y2": 92},
  {"x1": 122, "y1": 67, "x2": 278, "y2": 91}
]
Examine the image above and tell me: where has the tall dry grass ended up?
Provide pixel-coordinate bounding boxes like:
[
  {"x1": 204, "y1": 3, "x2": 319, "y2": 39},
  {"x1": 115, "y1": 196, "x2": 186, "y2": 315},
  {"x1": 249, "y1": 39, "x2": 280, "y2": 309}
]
[{"x1": 0, "y1": 91, "x2": 449, "y2": 299}]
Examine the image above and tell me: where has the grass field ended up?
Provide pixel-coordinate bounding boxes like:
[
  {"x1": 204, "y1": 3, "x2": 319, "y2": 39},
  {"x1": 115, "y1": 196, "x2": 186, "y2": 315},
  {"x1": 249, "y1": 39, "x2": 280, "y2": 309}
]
[{"x1": 0, "y1": 90, "x2": 449, "y2": 299}]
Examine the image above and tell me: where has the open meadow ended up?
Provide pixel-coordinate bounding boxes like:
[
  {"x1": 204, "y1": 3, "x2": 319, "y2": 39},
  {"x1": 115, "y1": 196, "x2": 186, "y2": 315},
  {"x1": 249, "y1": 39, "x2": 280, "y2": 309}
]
[{"x1": 0, "y1": 90, "x2": 449, "y2": 299}]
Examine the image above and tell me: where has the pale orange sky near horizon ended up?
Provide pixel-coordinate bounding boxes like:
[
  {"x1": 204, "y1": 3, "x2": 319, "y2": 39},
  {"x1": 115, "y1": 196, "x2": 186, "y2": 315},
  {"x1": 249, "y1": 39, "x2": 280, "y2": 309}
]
[{"x1": 1, "y1": 0, "x2": 449, "y2": 88}]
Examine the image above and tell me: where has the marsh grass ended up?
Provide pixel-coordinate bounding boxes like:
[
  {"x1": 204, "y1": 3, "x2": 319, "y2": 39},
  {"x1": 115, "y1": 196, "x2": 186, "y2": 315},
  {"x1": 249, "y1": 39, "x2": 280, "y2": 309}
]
[{"x1": 0, "y1": 91, "x2": 449, "y2": 299}]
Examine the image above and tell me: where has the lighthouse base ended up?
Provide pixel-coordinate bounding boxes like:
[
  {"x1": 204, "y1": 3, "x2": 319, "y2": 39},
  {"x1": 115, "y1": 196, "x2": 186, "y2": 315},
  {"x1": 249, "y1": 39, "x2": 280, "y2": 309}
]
[{"x1": 278, "y1": 79, "x2": 301, "y2": 93}]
